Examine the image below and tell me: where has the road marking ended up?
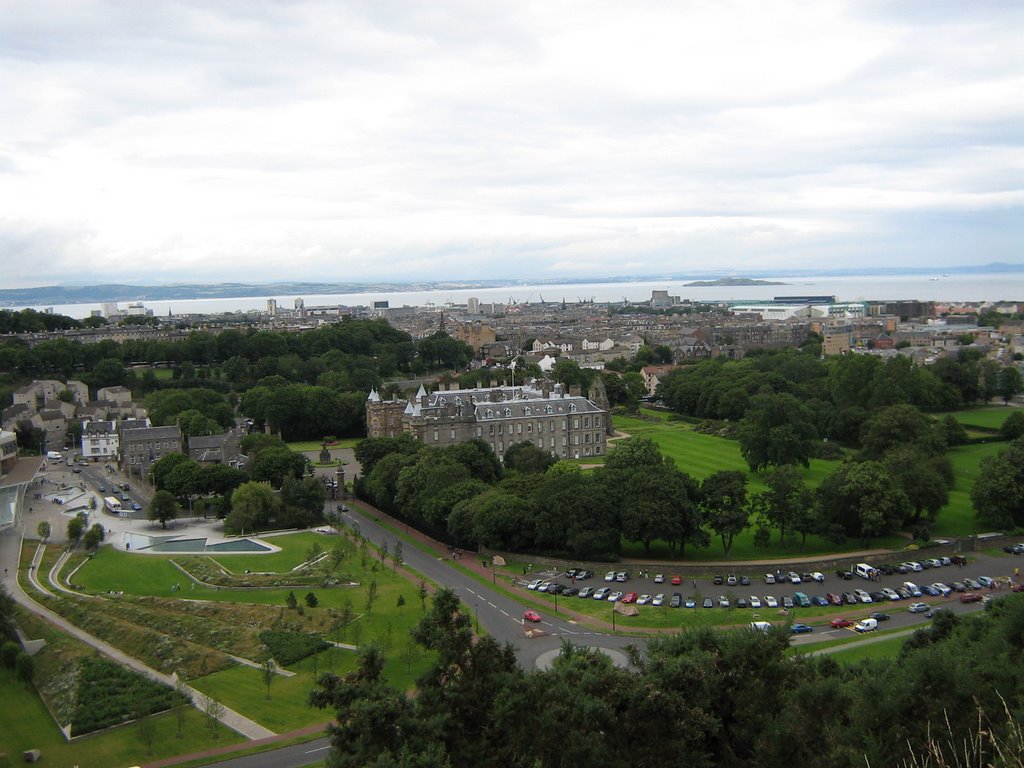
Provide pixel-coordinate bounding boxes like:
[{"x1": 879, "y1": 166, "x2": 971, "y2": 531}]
[
  {"x1": 466, "y1": 588, "x2": 476, "y2": 596},
  {"x1": 305, "y1": 746, "x2": 330, "y2": 754},
  {"x1": 487, "y1": 601, "x2": 496, "y2": 608},
  {"x1": 500, "y1": 609, "x2": 509, "y2": 617}
]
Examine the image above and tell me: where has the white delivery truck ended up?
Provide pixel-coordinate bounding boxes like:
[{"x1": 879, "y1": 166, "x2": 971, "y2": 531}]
[
  {"x1": 46, "y1": 450, "x2": 64, "y2": 461},
  {"x1": 854, "y1": 618, "x2": 878, "y2": 633}
]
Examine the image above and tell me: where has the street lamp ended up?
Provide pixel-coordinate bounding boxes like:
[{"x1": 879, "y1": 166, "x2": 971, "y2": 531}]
[
  {"x1": 474, "y1": 604, "x2": 479, "y2": 633},
  {"x1": 553, "y1": 590, "x2": 558, "y2": 613},
  {"x1": 611, "y1": 605, "x2": 616, "y2": 630}
]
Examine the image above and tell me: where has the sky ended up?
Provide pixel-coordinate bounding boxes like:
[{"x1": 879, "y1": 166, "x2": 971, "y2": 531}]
[{"x1": 1, "y1": 1, "x2": 1022, "y2": 289}]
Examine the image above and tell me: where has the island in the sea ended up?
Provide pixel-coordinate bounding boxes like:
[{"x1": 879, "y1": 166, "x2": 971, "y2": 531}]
[{"x1": 683, "y1": 277, "x2": 788, "y2": 287}]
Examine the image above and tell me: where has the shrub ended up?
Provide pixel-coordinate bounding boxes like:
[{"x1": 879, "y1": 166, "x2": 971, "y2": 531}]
[
  {"x1": 70, "y1": 657, "x2": 188, "y2": 736},
  {"x1": 258, "y1": 630, "x2": 329, "y2": 666}
]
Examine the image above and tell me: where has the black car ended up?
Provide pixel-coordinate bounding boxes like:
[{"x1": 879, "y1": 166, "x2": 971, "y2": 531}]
[
  {"x1": 548, "y1": 583, "x2": 566, "y2": 595},
  {"x1": 562, "y1": 587, "x2": 579, "y2": 597},
  {"x1": 737, "y1": 597, "x2": 749, "y2": 609},
  {"x1": 879, "y1": 564, "x2": 895, "y2": 576},
  {"x1": 951, "y1": 582, "x2": 968, "y2": 592},
  {"x1": 576, "y1": 570, "x2": 593, "y2": 580},
  {"x1": 713, "y1": 575, "x2": 724, "y2": 585},
  {"x1": 870, "y1": 591, "x2": 887, "y2": 602},
  {"x1": 336, "y1": 504, "x2": 349, "y2": 512},
  {"x1": 870, "y1": 612, "x2": 891, "y2": 621},
  {"x1": 836, "y1": 570, "x2": 853, "y2": 580},
  {"x1": 740, "y1": 575, "x2": 751, "y2": 586},
  {"x1": 670, "y1": 593, "x2": 683, "y2": 608},
  {"x1": 842, "y1": 591, "x2": 858, "y2": 604},
  {"x1": 564, "y1": 568, "x2": 578, "y2": 579}
]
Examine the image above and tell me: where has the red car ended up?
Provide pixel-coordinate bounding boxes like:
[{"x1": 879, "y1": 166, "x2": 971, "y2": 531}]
[
  {"x1": 960, "y1": 593, "x2": 983, "y2": 604},
  {"x1": 523, "y1": 610, "x2": 542, "y2": 623},
  {"x1": 621, "y1": 592, "x2": 638, "y2": 604},
  {"x1": 671, "y1": 575, "x2": 682, "y2": 585},
  {"x1": 829, "y1": 618, "x2": 855, "y2": 628}
]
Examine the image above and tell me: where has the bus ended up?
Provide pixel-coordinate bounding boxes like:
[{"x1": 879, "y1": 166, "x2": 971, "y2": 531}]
[{"x1": 104, "y1": 496, "x2": 123, "y2": 515}]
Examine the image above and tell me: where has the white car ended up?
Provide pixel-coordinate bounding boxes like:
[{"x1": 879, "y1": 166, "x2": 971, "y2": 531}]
[
  {"x1": 527, "y1": 579, "x2": 543, "y2": 590},
  {"x1": 652, "y1": 593, "x2": 665, "y2": 606},
  {"x1": 604, "y1": 571, "x2": 616, "y2": 582},
  {"x1": 903, "y1": 582, "x2": 922, "y2": 597},
  {"x1": 810, "y1": 572, "x2": 825, "y2": 583},
  {"x1": 607, "y1": 591, "x2": 623, "y2": 602},
  {"x1": 905, "y1": 561, "x2": 923, "y2": 572},
  {"x1": 932, "y1": 583, "x2": 952, "y2": 596},
  {"x1": 653, "y1": 574, "x2": 665, "y2": 583},
  {"x1": 637, "y1": 594, "x2": 652, "y2": 605},
  {"x1": 578, "y1": 587, "x2": 594, "y2": 598},
  {"x1": 537, "y1": 582, "x2": 553, "y2": 592},
  {"x1": 788, "y1": 571, "x2": 802, "y2": 584},
  {"x1": 593, "y1": 587, "x2": 610, "y2": 600},
  {"x1": 749, "y1": 596, "x2": 762, "y2": 609},
  {"x1": 764, "y1": 573, "x2": 776, "y2": 584},
  {"x1": 765, "y1": 595, "x2": 778, "y2": 608},
  {"x1": 908, "y1": 602, "x2": 929, "y2": 613},
  {"x1": 854, "y1": 589, "x2": 873, "y2": 603}
]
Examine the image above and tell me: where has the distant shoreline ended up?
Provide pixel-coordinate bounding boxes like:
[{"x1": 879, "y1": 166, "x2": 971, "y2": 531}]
[{"x1": 683, "y1": 278, "x2": 787, "y2": 287}]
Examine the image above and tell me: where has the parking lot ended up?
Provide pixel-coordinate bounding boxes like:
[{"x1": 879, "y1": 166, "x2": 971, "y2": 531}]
[{"x1": 520, "y1": 553, "x2": 1023, "y2": 631}]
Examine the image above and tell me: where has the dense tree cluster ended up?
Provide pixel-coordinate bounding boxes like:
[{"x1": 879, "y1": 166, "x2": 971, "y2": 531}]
[
  {"x1": 311, "y1": 587, "x2": 1024, "y2": 768},
  {"x1": 0, "y1": 308, "x2": 80, "y2": 333}
]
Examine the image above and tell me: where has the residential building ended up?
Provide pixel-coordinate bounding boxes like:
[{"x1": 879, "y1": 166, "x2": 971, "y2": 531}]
[
  {"x1": 188, "y1": 429, "x2": 246, "y2": 468},
  {"x1": 81, "y1": 420, "x2": 119, "y2": 461},
  {"x1": 121, "y1": 425, "x2": 182, "y2": 481}
]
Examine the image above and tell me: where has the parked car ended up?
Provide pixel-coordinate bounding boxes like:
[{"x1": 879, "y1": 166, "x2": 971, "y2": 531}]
[
  {"x1": 636, "y1": 594, "x2": 652, "y2": 605},
  {"x1": 336, "y1": 503, "x2": 349, "y2": 512},
  {"x1": 765, "y1": 596, "x2": 779, "y2": 608},
  {"x1": 853, "y1": 589, "x2": 873, "y2": 603},
  {"x1": 932, "y1": 583, "x2": 952, "y2": 596},
  {"x1": 563, "y1": 587, "x2": 579, "y2": 597},
  {"x1": 960, "y1": 592, "x2": 983, "y2": 603},
  {"x1": 827, "y1": 592, "x2": 843, "y2": 606},
  {"x1": 830, "y1": 617, "x2": 855, "y2": 628},
  {"x1": 651, "y1": 593, "x2": 664, "y2": 606},
  {"x1": 963, "y1": 578, "x2": 982, "y2": 590},
  {"x1": 718, "y1": 596, "x2": 730, "y2": 608},
  {"x1": 671, "y1": 575, "x2": 682, "y2": 585},
  {"x1": 870, "y1": 612, "x2": 891, "y2": 621},
  {"x1": 836, "y1": 570, "x2": 853, "y2": 580},
  {"x1": 130, "y1": 502, "x2": 142, "y2": 511},
  {"x1": 97, "y1": 485, "x2": 106, "y2": 493},
  {"x1": 576, "y1": 570, "x2": 593, "y2": 580},
  {"x1": 621, "y1": 592, "x2": 638, "y2": 604},
  {"x1": 749, "y1": 596, "x2": 762, "y2": 609},
  {"x1": 925, "y1": 558, "x2": 943, "y2": 569},
  {"x1": 790, "y1": 623, "x2": 813, "y2": 634},
  {"x1": 740, "y1": 575, "x2": 751, "y2": 586},
  {"x1": 908, "y1": 602, "x2": 929, "y2": 613},
  {"x1": 788, "y1": 572, "x2": 802, "y2": 584},
  {"x1": 524, "y1": 610, "x2": 542, "y2": 623},
  {"x1": 536, "y1": 582, "x2": 552, "y2": 592},
  {"x1": 564, "y1": 568, "x2": 578, "y2": 579},
  {"x1": 736, "y1": 597, "x2": 748, "y2": 609},
  {"x1": 593, "y1": 587, "x2": 610, "y2": 600},
  {"x1": 726, "y1": 574, "x2": 738, "y2": 586},
  {"x1": 703, "y1": 597, "x2": 714, "y2": 608},
  {"x1": 671, "y1": 593, "x2": 685, "y2": 608},
  {"x1": 653, "y1": 574, "x2": 665, "y2": 583},
  {"x1": 881, "y1": 587, "x2": 900, "y2": 601},
  {"x1": 781, "y1": 595, "x2": 794, "y2": 609},
  {"x1": 811, "y1": 595, "x2": 829, "y2": 607},
  {"x1": 921, "y1": 584, "x2": 940, "y2": 596},
  {"x1": 903, "y1": 582, "x2": 922, "y2": 597},
  {"x1": 615, "y1": 572, "x2": 629, "y2": 582},
  {"x1": 604, "y1": 571, "x2": 616, "y2": 582},
  {"x1": 607, "y1": 591, "x2": 623, "y2": 602},
  {"x1": 978, "y1": 576, "x2": 996, "y2": 588},
  {"x1": 842, "y1": 591, "x2": 858, "y2": 605},
  {"x1": 685, "y1": 597, "x2": 697, "y2": 608},
  {"x1": 578, "y1": 587, "x2": 594, "y2": 598},
  {"x1": 764, "y1": 573, "x2": 776, "y2": 584},
  {"x1": 951, "y1": 582, "x2": 968, "y2": 593},
  {"x1": 714, "y1": 575, "x2": 724, "y2": 585},
  {"x1": 809, "y1": 572, "x2": 825, "y2": 583}
]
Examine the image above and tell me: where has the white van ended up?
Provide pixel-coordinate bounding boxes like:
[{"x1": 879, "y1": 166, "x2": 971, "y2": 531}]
[
  {"x1": 46, "y1": 450, "x2": 63, "y2": 461},
  {"x1": 854, "y1": 562, "x2": 878, "y2": 580},
  {"x1": 749, "y1": 621, "x2": 773, "y2": 633},
  {"x1": 854, "y1": 618, "x2": 878, "y2": 633}
]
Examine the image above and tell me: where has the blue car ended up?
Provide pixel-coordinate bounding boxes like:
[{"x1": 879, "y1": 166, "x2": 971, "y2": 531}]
[
  {"x1": 131, "y1": 502, "x2": 142, "y2": 511},
  {"x1": 811, "y1": 595, "x2": 829, "y2": 607},
  {"x1": 790, "y1": 623, "x2": 814, "y2": 634}
]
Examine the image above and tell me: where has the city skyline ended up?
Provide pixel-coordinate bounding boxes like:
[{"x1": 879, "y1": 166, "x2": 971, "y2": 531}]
[{"x1": 2, "y1": 1, "x2": 1022, "y2": 288}]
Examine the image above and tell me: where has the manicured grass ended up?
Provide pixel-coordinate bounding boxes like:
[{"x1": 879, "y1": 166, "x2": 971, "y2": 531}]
[
  {"x1": 0, "y1": 664, "x2": 241, "y2": 768},
  {"x1": 827, "y1": 633, "x2": 910, "y2": 663},
  {"x1": 930, "y1": 442, "x2": 1006, "y2": 537},
  {"x1": 948, "y1": 407, "x2": 1015, "y2": 431},
  {"x1": 287, "y1": 438, "x2": 361, "y2": 452}
]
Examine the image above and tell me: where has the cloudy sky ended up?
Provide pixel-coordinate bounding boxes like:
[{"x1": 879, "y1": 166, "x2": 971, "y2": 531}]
[{"x1": 1, "y1": 1, "x2": 1022, "y2": 288}]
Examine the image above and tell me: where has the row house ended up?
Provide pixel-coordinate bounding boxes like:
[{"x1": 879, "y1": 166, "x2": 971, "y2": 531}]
[
  {"x1": 121, "y1": 424, "x2": 182, "y2": 480},
  {"x1": 81, "y1": 420, "x2": 119, "y2": 461}
]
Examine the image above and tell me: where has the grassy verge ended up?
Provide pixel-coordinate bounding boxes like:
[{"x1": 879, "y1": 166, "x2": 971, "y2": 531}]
[{"x1": 824, "y1": 633, "x2": 910, "y2": 663}]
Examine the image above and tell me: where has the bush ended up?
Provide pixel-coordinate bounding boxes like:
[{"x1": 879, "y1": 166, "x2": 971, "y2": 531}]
[
  {"x1": 70, "y1": 657, "x2": 188, "y2": 736},
  {"x1": 305, "y1": 592, "x2": 318, "y2": 608},
  {"x1": 258, "y1": 630, "x2": 329, "y2": 666},
  {"x1": 1, "y1": 640, "x2": 19, "y2": 668}
]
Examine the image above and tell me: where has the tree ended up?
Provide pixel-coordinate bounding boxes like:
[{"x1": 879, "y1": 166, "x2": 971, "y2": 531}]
[
  {"x1": 174, "y1": 675, "x2": 190, "y2": 738},
  {"x1": 1000, "y1": 410, "x2": 1024, "y2": 441},
  {"x1": 251, "y1": 446, "x2": 307, "y2": 488},
  {"x1": 151, "y1": 452, "x2": 193, "y2": 491},
  {"x1": 998, "y1": 366, "x2": 1022, "y2": 404},
  {"x1": 700, "y1": 471, "x2": 749, "y2": 557},
  {"x1": 816, "y1": 460, "x2": 911, "y2": 545},
  {"x1": 285, "y1": 590, "x2": 298, "y2": 609},
  {"x1": 971, "y1": 438, "x2": 1024, "y2": 529},
  {"x1": 365, "y1": 579, "x2": 379, "y2": 615},
  {"x1": 737, "y1": 393, "x2": 818, "y2": 471},
  {"x1": 884, "y1": 445, "x2": 953, "y2": 524},
  {"x1": 751, "y1": 465, "x2": 813, "y2": 546},
  {"x1": 36, "y1": 521, "x2": 51, "y2": 541},
  {"x1": 149, "y1": 490, "x2": 180, "y2": 529},
  {"x1": 504, "y1": 440, "x2": 558, "y2": 474},
  {"x1": 860, "y1": 403, "x2": 945, "y2": 457},
  {"x1": 226, "y1": 482, "x2": 279, "y2": 534},
  {"x1": 67, "y1": 515, "x2": 86, "y2": 547},
  {"x1": 83, "y1": 523, "x2": 106, "y2": 551},
  {"x1": 392, "y1": 541, "x2": 403, "y2": 573},
  {"x1": 305, "y1": 591, "x2": 319, "y2": 608},
  {"x1": 619, "y1": 461, "x2": 691, "y2": 556},
  {"x1": 280, "y1": 474, "x2": 326, "y2": 528},
  {"x1": 261, "y1": 657, "x2": 275, "y2": 700}
]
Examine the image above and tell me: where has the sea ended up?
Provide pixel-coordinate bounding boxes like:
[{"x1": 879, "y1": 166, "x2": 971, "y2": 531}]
[{"x1": 14, "y1": 272, "x2": 1024, "y2": 320}]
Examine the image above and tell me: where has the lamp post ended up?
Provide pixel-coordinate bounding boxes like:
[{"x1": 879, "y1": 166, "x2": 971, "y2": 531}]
[
  {"x1": 474, "y1": 604, "x2": 479, "y2": 633},
  {"x1": 553, "y1": 590, "x2": 558, "y2": 614},
  {"x1": 611, "y1": 604, "x2": 616, "y2": 631}
]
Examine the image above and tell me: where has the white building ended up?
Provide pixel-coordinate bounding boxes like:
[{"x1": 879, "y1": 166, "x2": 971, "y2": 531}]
[{"x1": 81, "y1": 420, "x2": 120, "y2": 461}]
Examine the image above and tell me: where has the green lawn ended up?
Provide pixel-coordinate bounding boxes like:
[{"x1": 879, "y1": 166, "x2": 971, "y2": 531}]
[
  {"x1": 948, "y1": 406, "x2": 1016, "y2": 431},
  {"x1": 826, "y1": 633, "x2": 912, "y2": 663},
  {"x1": 0, "y1": 666, "x2": 242, "y2": 768},
  {"x1": 611, "y1": 411, "x2": 1004, "y2": 546},
  {"x1": 287, "y1": 438, "x2": 361, "y2": 452}
]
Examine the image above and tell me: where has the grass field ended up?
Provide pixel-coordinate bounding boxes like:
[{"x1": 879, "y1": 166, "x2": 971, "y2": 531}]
[
  {"x1": 825, "y1": 633, "x2": 910, "y2": 663},
  {"x1": 949, "y1": 406, "x2": 1016, "y2": 431},
  {"x1": 287, "y1": 438, "x2": 361, "y2": 452},
  {"x1": 610, "y1": 410, "x2": 1005, "y2": 548}
]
